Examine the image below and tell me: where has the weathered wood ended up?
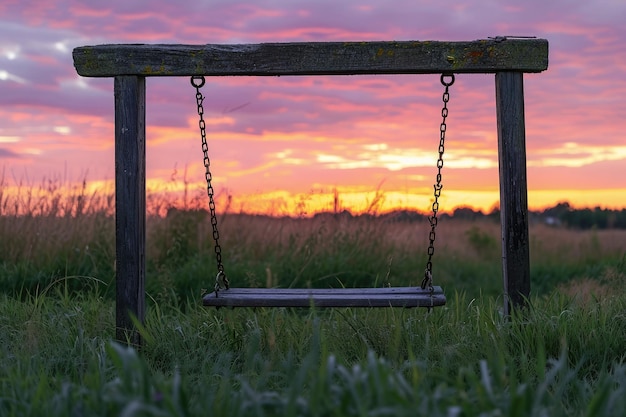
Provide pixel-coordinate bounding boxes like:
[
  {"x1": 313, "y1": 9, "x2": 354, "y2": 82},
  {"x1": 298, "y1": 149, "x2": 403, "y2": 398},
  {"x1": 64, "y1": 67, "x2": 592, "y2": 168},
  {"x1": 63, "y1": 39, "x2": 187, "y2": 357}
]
[
  {"x1": 495, "y1": 72, "x2": 531, "y2": 316},
  {"x1": 114, "y1": 76, "x2": 146, "y2": 346},
  {"x1": 202, "y1": 286, "x2": 445, "y2": 308},
  {"x1": 73, "y1": 38, "x2": 548, "y2": 77}
]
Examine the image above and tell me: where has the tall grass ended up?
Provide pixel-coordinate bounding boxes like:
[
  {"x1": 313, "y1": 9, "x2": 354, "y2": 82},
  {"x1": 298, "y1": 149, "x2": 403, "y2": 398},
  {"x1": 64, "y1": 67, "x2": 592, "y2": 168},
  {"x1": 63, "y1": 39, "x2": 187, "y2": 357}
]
[
  {"x1": 0, "y1": 289, "x2": 625, "y2": 416},
  {"x1": 1, "y1": 180, "x2": 626, "y2": 415},
  {"x1": 2, "y1": 196, "x2": 624, "y2": 304}
]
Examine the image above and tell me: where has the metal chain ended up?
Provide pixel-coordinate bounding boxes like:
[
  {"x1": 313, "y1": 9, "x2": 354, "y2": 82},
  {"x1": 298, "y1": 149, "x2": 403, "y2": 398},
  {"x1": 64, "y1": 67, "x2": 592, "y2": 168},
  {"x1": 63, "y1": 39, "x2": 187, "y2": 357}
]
[
  {"x1": 191, "y1": 76, "x2": 229, "y2": 292},
  {"x1": 422, "y1": 74, "x2": 454, "y2": 291}
]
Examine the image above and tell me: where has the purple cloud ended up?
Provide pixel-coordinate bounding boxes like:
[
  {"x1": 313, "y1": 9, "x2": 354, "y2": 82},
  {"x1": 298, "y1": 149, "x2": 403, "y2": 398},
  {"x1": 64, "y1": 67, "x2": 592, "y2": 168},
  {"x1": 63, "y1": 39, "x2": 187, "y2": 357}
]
[{"x1": 0, "y1": 148, "x2": 22, "y2": 159}]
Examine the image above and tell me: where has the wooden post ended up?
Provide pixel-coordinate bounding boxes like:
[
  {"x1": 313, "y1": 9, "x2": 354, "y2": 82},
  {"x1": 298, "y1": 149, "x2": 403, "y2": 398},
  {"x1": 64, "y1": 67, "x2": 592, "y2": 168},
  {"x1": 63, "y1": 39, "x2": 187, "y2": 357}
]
[
  {"x1": 495, "y1": 72, "x2": 530, "y2": 316},
  {"x1": 114, "y1": 76, "x2": 146, "y2": 346}
]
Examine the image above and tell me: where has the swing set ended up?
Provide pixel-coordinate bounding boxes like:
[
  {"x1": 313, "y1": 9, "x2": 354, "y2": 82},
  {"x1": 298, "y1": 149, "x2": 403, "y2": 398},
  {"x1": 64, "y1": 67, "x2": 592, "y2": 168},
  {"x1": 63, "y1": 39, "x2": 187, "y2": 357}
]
[{"x1": 73, "y1": 37, "x2": 549, "y2": 345}]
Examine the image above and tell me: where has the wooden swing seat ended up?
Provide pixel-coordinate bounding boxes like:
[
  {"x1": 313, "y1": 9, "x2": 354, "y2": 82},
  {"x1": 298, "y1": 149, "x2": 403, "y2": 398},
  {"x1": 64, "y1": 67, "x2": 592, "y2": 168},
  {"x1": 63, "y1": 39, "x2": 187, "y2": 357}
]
[{"x1": 202, "y1": 286, "x2": 445, "y2": 308}]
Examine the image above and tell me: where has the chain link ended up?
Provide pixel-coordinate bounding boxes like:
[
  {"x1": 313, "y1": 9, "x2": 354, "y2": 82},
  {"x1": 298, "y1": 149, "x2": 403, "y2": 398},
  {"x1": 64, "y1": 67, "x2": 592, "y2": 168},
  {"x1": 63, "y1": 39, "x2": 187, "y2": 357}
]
[
  {"x1": 421, "y1": 74, "x2": 454, "y2": 290},
  {"x1": 191, "y1": 76, "x2": 229, "y2": 291}
]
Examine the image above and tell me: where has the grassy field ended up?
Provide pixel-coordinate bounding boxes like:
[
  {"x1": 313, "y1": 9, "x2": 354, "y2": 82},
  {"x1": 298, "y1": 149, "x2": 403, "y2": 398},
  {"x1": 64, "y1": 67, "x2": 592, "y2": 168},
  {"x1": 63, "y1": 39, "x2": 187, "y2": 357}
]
[{"x1": 1, "y1": 187, "x2": 625, "y2": 416}]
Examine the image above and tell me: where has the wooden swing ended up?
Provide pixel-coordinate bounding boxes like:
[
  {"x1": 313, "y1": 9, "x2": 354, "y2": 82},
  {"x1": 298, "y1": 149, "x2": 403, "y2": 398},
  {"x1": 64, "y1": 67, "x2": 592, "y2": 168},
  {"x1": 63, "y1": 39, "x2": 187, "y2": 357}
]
[
  {"x1": 72, "y1": 38, "x2": 549, "y2": 345},
  {"x1": 194, "y1": 74, "x2": 455, "y2": 308}
]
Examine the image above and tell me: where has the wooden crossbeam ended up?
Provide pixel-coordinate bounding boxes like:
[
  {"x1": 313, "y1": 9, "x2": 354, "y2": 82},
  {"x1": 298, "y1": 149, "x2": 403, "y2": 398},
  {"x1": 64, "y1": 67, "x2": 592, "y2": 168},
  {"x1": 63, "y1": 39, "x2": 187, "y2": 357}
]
[
  {"x1": 73, "y1": 38, "x2": 548, "y2": 77},
  {"x1": 202, "y1": 286, "x2": 446, "y2": 308}
]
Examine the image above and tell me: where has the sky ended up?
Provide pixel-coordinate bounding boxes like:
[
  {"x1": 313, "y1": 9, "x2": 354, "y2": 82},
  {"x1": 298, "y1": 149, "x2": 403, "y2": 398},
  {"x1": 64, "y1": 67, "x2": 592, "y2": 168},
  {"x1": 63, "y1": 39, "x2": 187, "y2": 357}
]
[{"x1": 1, "y1": 0, "x2": 625, "y2": 216}]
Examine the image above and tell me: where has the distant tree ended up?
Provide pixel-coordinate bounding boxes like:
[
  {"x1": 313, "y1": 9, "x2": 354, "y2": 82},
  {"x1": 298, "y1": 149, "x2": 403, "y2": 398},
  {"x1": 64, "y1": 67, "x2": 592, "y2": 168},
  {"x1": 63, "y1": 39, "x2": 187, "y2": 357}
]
[
  {"x1": 543, "y1": 201, "x2": 571, "y2": 219},
  {"x1": 487, "y1": 206, "x2": 500, "y2": 222},
  {"x1": 593, "y1": 206, "x2": 609, "y2": 229},
  {"x1": 562, "y1": 207, "x2": 594, "y2": 229},
  {"x1": 452, "y1": 206, "x2": 483, "y2": 220},
  {"x1": 610, "y1": 209, "x2": 626, "y2": 229}
]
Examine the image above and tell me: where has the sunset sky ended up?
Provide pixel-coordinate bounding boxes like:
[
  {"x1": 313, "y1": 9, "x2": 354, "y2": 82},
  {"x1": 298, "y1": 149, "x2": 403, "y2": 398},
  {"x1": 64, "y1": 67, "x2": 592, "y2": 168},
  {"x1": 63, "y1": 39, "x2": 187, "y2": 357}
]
[{"x1": 1, "y1": 0, "x2": 625, "y2": 215}]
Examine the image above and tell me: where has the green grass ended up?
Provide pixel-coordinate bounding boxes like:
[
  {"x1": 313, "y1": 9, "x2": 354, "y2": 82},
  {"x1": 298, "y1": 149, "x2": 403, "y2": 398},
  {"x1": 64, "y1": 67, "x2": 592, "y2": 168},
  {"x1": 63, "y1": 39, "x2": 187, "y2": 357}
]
[
  {"x1": 1, "y1": 193, "x2": 626, "y2": 416},
  {"x1": 0, "y1": 288, "x2": 625, "y2": 416}
]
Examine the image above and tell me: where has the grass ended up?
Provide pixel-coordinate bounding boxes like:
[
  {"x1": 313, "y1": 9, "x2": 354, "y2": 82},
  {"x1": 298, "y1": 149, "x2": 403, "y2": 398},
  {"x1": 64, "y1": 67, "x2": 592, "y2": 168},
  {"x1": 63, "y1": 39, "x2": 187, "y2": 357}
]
[
  {"x1": 1, "y1": 183, "x2": 626, "y2": 416},
  {"x1": 1, "y1": 288, "x2": 625, "y2": 416},
  {"x1": 4, "y1": 209, "x2": 625, "y2": 303}
]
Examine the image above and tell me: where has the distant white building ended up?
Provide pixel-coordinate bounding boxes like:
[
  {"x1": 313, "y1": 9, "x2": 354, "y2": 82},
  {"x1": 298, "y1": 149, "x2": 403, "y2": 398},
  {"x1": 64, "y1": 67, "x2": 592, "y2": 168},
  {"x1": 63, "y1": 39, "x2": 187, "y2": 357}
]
[{"x1": 545, "y1": 216, "x2": 562, "y2": 227}]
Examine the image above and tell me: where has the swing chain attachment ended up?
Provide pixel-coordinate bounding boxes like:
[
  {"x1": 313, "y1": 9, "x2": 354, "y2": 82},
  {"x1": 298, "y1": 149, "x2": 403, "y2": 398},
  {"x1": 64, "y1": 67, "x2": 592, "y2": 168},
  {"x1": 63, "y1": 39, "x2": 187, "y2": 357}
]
[
  {"x1": 191, "y1": 75, "x2": 229, "y2": 292},
  {"x1": 422, "y1": 74, "x2": 454, "y2": 291}
]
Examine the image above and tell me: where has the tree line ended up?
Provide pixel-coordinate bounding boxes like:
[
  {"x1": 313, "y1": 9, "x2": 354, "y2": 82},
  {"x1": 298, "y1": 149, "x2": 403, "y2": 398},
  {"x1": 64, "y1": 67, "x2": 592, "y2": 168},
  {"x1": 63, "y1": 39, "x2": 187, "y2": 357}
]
[{"x1": 445, "y1": 202, "x2": 626, "y2": 230}]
